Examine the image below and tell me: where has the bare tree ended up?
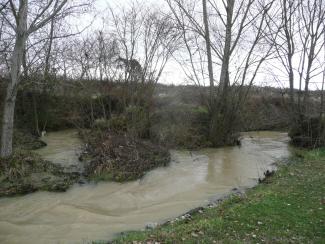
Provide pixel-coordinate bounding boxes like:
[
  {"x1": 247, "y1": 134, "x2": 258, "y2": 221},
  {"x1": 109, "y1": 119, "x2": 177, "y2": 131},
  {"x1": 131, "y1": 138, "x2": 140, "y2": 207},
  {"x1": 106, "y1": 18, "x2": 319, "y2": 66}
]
[
  {"x1": 0, "y1": 0, "x2": 91, "y2": 157},
  {"x1": 108, "y1": 2, "x2": 180, "y2": 108},
  {"x1": 271, "y1": 0, "x2": 325, "y2": 118},
  {"x1": 202, "y1": 0, "x2": 214, "y2": 105},
  {"x1": 167, "y1": 0, "x2": 276, "y2": 146},
  {"x1": 264, "y1": 0, "x2": 325, "y2": 146},
  {"x1": 0, "y1": 1, "x2": 9, "y2": 14}
]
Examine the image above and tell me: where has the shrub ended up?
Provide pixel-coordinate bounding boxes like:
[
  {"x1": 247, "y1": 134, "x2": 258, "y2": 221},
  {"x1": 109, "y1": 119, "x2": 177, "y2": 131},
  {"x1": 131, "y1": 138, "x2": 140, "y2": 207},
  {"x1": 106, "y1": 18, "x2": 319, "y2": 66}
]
[
  {"x1": 125, "y1": 106, "x2": 150, "y2": 138},
  {"x1": 289, "y1": 116, "x2": 325, "y2": 148}
]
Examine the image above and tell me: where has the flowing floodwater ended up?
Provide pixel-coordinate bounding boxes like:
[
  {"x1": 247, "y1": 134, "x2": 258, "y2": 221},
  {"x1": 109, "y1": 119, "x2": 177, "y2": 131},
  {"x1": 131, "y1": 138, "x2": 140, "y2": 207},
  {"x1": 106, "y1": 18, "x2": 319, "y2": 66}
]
[
  {"x1": 36, "y1": 130, "x2": 83, "y2": 172},
  {"x1": 0, "y1": 131, "x2": 291, "y2": 244}
]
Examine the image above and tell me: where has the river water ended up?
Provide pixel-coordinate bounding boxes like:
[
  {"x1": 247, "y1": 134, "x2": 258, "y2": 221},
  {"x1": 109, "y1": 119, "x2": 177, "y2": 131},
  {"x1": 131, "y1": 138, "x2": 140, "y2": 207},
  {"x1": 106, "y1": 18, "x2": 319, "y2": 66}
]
[{"x1": 0, "y1": 131, "x2": 291, "y2": 244}]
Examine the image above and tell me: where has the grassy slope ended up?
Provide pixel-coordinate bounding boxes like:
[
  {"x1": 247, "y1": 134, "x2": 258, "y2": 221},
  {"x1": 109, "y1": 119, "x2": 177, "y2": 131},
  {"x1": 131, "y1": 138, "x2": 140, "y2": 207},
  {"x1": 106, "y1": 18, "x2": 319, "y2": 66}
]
[{"x1": 113, "y1": 149, "x2": 325, "y2": 243}]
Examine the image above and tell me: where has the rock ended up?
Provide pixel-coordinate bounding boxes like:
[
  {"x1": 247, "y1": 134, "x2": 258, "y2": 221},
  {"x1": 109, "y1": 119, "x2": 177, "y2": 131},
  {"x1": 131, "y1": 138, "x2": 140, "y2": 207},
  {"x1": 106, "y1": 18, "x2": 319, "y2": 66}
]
[
  {"x1": 180, "y1": 214, "x2": 191, "y2": 220},
  {"x1": 321, "y1": 198, "x2": 325, "y2": 205},
  {"x1": 78, "y1": 180, "x2": 86, "y2": 185},
  {"x1": 236, "y1": 138, "x2": 241, "y2": 146},
  {"x1": 145, "y1": 222, "x2": 158, "y2": 230},
  {"x1": 259, "y1": 170, "x2": 275, "y2": 183}
]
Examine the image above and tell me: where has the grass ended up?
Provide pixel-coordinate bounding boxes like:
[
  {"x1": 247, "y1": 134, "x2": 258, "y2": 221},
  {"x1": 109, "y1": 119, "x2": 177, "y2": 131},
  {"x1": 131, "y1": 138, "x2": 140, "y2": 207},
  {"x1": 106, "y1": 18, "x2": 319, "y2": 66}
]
[{"x1": 112, "y1": 148, "x2": 325, "y2": 243}]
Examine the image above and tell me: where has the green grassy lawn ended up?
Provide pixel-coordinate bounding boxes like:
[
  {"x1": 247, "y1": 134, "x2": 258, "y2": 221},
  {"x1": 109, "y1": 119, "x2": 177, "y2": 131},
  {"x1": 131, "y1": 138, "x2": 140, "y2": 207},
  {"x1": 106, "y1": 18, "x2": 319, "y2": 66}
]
[{"x1": 112, "y1": 148, "x2": 325, "y2": 243}]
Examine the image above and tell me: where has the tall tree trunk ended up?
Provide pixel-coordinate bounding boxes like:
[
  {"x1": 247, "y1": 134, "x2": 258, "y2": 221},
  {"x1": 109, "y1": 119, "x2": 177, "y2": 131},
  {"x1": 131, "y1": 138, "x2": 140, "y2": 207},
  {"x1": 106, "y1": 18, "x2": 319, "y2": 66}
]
[
  {"x1": 1, "y1": 89, "x2": 17, "y2": 157},
  {"x1": 22, "y1": 48, "x2": 28, "y2": 77},
  {"x1": 209, "y1": 0, "x2": 235, "y2": 147},
  {"x1": 289, "y1": 58, "x2": 297, "y2": 122},
  {"x1": 289, "y1": 62, "x2": 294, "y2": 107},
  {"x1": 283, "y1": 0, "x2": 296, "y2": 120},
  {"x1": 303, "y1": 44, "x2": 315, "y2": 107},
  {"x1": 44, "y1": 17, "x2": 55, "y2": 80},
  {"x1": 208, "y1": 0, "x2": 236, "y2": 147},
  {"x1": 202, "y1": 0, "x2": 214, "y2": 106},
  {"x1": 319, "y1": 32, "x2": 325, "y2": 142},
  {"x1": 0, "y1": 0, "x2": 28, "y2": 157},
  {"x1": 219, "y1": 0, "x2": 234, "y2": 94}
]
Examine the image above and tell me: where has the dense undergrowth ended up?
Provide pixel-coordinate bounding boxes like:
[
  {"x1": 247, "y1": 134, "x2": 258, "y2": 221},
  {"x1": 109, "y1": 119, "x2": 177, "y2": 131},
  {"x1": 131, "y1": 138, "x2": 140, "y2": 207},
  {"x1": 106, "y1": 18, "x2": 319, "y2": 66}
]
[
  {"x1": 13, "y1": 129, "x2": 47, "y2": 150},
  {"x1": 0, "y1": 83, "x2": 322, "y2": 196},
  {"x1": 1, "y1": 84, "x2": 293, "y2": 149},
  {"x1": 111, "y1": 148, "x2": 325, "y2": 243},
  {"x1": 81, "y1": 128, "x2": 170, "y2": 182}
]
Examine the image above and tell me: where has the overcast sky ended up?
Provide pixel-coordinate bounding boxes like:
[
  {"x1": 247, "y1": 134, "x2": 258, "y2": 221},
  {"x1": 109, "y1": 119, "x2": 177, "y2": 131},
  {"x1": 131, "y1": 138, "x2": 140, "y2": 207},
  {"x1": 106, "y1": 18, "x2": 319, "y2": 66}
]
[
  {"x1": 81, "y1": 0, "x2": 324, "y2": 89},
  {"x1": 89, "y1": 0, "x2": 187, "y2": 85}
]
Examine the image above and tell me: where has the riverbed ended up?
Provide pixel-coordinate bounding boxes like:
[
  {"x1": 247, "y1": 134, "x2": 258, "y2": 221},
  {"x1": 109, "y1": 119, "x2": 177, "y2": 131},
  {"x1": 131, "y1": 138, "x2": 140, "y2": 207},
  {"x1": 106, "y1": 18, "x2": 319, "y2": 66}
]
[{"x1": 0, "y1": 131, "x2": 291, "y2": 244}]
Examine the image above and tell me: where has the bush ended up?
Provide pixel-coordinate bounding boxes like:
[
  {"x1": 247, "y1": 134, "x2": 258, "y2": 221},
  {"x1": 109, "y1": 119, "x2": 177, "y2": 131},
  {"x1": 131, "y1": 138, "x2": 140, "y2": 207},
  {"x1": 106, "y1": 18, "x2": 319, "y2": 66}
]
[
  {"x1": 13, "y1": 130, "x2": 47, "y2": 150},
  {"x1": 125, "y1": 106, "x2": 150, "y2": 138},
  {"x1": 150, "y1": 105, "x2": 210, "y2": 148},
  {"x1": 82, "y1": 130, "x2": 170, "y2": 182},
  {"x1": 289, "y1": 116, "x2": 325, "y2": 148}
]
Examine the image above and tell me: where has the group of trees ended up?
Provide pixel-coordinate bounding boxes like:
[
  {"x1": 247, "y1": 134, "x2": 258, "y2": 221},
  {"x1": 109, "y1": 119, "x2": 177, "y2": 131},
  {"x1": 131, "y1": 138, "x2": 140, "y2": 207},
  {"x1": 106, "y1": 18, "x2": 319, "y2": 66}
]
[
  {"x1": 167, "y1": 0, "x2": 325, "y2": 146},
  {"x1": 0, "y1": 0, "x2": 180, "y2": 157},
  {"x1": 0, "y1": 0, "x2": 324, "y2": 158},
  {"x1": 271, "y1": 0, "x2": 325, "y2": 146},
  {"x1": 0, "y1": 0, "x2": 95, "y2": 157},
  {"x1": 165, "y1": 0, "x2": 278, "y2": 145}
]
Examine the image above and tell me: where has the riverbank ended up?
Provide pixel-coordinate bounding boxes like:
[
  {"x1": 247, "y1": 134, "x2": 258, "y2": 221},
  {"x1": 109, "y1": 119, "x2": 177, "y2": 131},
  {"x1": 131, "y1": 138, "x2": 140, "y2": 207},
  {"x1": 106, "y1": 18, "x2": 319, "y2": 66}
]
[
  {"x1": 0, "y1": 150, "x2": 79, "y2": 197},
  {"x1": 113, "y1": 148, "x2": 325, "y2": 243}
]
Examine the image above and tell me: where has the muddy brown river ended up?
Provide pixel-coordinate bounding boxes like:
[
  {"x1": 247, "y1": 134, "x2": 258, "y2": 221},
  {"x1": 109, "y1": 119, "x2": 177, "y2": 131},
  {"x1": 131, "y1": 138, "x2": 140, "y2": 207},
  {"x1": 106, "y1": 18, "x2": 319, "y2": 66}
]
[{"x1": 0, "y1": 131, "x2": 291, "y2": 244}]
